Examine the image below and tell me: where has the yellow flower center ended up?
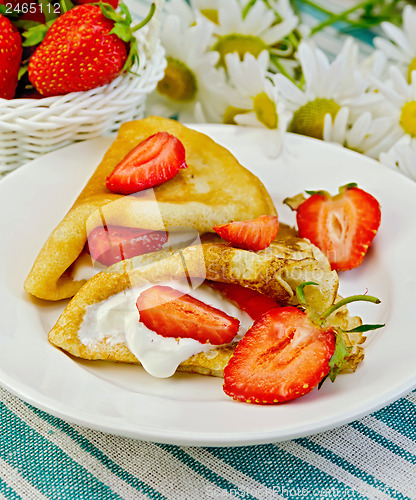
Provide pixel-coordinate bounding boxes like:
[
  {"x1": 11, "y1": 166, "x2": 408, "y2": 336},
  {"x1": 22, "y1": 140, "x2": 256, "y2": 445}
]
[
  {"x1": 223, "y1": 106, "x2": 250, "y2": 125},
  {"x1": 214, "y1": 35, "x2": 268, "y2": 66},
  {"x1": 157, "y1": 57, "x2": 197, "y2": 102},
  {"x1": 408, "y1": 57, "x2": 416, "y2": 82},
  {"x1": 400, "y1": 101, "x2": 416, "y2": 137},
  {"x1": 253, "y1": 92, "x2": 278, "y2": 129},
  {"x1": 200, "y1": 9, "x2": 219, "y2": 24},
  {"x1": 290, "y1": 98, "x2": 341, "y2": 139}
]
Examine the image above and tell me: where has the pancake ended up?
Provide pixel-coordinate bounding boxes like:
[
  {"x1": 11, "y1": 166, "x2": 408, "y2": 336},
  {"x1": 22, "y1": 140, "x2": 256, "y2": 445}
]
[
  {"x1": 48, "y1": 236, "x2": 364, "y2": 377},
  {"x1": 24, "y1": 116, "x2": 276, "y2": 301}
]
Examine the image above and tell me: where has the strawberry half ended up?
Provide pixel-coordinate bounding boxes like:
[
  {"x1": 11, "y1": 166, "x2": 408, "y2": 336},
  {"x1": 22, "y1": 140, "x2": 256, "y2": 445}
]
[
  {"x1": 136, "y1": 285, "x2": 240, "y2": 345},
  {"x1": 87, "y1": 225, "x2": 168, "y2": 266},
  {"x1": 0, "y1": 14, "x2": 23, "y2": 99},
  {"x1": 106, "y1": 132, "x2": 187, "y2": 195},
  {"x1": 285, "y1": 183, "x2": 381, "y2": 271},
  {"x1": 223, "y1": 307, "x2": 336, "y2": 404},
  {"x1": 207, "y1": 281, "x2": 279, "y2": 321},
  {"x1": 213, "y1": 215, "x2": 279, "y2": 251}
]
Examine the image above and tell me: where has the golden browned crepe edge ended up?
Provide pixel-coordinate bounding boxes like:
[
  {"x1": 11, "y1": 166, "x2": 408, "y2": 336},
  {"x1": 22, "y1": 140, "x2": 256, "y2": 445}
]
[
  {"x1": 46, "y1": 236, "x2": 368, "y2": 378},
  {"x1": 24, "y1": 116, "x2": 277, "y2": 301}
]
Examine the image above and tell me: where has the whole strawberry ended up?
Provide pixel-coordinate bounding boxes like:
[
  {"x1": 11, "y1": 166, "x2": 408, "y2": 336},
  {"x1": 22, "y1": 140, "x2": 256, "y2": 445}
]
[
  {"x1": 28, "y1": 4, "x2": 135, "y2": 97},
  {"x1": 0, "y1": 14, "x2": 23, "y2": 99}
]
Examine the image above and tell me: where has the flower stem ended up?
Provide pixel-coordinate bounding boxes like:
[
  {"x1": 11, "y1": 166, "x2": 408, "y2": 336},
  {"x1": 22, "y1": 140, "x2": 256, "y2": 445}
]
[{"x1": 270, "y1": 53, "x2": 298, "y2": 85}]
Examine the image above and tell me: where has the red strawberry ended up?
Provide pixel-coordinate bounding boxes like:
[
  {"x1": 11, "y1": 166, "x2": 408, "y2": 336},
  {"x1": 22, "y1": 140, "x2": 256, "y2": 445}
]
[
  {"x1": 213, "y1": 215, "x2": 279, "y2": 251},
  {"x1": 285, "y1": 183, "x2": 381, "y2": 271},
  {"x1": 207, "y1": 281, "x2": 279, "y2": 321},
  {"x1": 136, "y1": 285, "x2": 240, "y2": 345},
  {"x1": 106, "y1": 132, "x2": 187, "y2": 195},
  {"x1": 74, "y1": 0, "x2": 119, "y2": 8},
  {"x1": 223, "y1": 307, "x2": 336, "y2": 404},
  {"x1": 0, "y1": 14, "x2": 23, "y2": 99},
  {"x1": 20, "y1": 1, "x2": 46, "y2": 24},
  {"x1": 87, "y1": 225, "x2": 168, "y2": 266},
  {"x1": 28, "y1": 4, "x2": 133, "y2": 96}
]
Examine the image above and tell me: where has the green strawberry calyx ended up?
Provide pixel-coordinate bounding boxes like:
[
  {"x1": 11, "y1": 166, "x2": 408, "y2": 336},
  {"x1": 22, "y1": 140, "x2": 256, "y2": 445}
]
[
  {"x1": 295, "y1": 282, "x2": 384, "y2": 386},
  {"x1": 101, "y1": 1, "x2": 156, "y2": 72}
]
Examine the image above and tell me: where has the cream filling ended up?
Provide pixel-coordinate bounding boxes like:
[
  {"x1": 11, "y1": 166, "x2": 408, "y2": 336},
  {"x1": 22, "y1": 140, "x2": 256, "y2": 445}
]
[{"x1": 78, "y1": 281, "x2": 253, "y2": 378}]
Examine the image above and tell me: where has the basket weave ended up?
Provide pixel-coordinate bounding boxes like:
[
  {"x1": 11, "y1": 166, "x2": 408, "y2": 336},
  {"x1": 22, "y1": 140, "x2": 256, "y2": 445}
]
[{"x1": 0, "y1": 10, "x2": 166, "y2": 173}]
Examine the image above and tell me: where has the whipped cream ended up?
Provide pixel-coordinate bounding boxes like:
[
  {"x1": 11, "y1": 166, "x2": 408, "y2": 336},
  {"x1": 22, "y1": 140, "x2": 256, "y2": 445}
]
[{"x1": 78, "y1": 281, "x2": 253, "y2": 378}]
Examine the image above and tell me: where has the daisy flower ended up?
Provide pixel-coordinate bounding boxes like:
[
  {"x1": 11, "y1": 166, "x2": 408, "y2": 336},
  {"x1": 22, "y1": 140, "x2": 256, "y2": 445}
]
[
  {"x1": 272, "y1": 38, "x2": 378, "y2": 141},
  {"x1": 374, "y1": 4, "x2": 416, "y2": 82},
  {"x1": 212, "y1": 0, "x2": 299, "y2": 65},
  {"x1": 371, "y1": 65, "x2": 416, "y2": 150},
  {"x1": 380, "y1": 136, "x2": 416, "y2": 182},
  {"x1": 323, "y1": 109, "x2": 396, "y2": 159},
  {"x1": 164, "y1": 0, "x2": 220, "y2": 26},
  {"x1": 222, "y1": 50, "x2": 291, "y2": 155},
  {"x1": 147, "y1": 15, "x2": 227, "y2": 123}
]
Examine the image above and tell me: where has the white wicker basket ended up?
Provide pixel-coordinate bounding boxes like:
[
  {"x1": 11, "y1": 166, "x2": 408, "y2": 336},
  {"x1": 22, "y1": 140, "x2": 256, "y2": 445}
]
[{"x1": 0, "y1": 6, "x2": 166, "y2": 173}]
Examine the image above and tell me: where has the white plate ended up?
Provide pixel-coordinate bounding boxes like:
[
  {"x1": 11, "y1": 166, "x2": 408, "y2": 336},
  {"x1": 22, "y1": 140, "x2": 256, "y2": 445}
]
[{"x1": 0, "y1": 125, "x2": 415, "y2": 447}]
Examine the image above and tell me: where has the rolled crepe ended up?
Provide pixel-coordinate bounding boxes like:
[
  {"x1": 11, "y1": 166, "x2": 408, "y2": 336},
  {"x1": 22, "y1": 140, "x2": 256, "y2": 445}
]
[
  {"x1": 48, "y1": 232, "x2": 365, "y2": 377},
  {"x1": 24, "y1": 116, "x2": 276, "y2": 301}
]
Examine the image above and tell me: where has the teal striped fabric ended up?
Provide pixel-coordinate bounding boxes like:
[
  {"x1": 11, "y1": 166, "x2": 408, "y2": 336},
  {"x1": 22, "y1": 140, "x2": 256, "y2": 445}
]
[
  {"x1": 0, "y1": 386, "x2": 414, "y2": 499},
  {"x1": 1, "y1": 1, "x2": 415, "y2": 498}
]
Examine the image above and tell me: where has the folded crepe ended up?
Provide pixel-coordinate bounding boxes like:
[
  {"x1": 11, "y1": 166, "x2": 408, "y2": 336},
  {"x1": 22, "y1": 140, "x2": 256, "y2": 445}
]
[
  {"x1": 48, "y1": 229, "x2": 365, "y2": 378},
  {"x1": 24, "y1": 116, "x2": 276, "y2": 301}
]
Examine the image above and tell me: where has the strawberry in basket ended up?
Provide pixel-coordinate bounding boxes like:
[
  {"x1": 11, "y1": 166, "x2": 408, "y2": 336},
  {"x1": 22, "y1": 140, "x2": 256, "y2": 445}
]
[
  {"x1": 0, "y1": 13, "x2": 23, "y2": 99},
  {"x1": 27, "y1": 2, "x2": 155, "y2": 96}
]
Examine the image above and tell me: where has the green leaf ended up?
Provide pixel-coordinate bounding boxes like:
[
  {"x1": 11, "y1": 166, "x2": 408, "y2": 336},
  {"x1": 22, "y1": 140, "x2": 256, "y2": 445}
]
[
  {"x1": 305, "y1": 189, "x2": 330, "y2": 197},
  {"x1": 110, "y1": 23, "x2": 132, "y2": 43},
  {"x1": 39, "y1": 0, "x2": 59, "y2": 22},
  {"x1": 342, "y1": 323, "x2": 385, "y2": 333},
  {"x1": 295, "y1": 282, "x2": 318, "y2": 305},
  {"x1": 319, "y1": 333, "x2": 351, "y2": 388},
  {"x1": 60, "y1": 0, "x2": 75, "y2": 14},
  {"x1": 100, "y1": 3, "x2": 124, "y2": 23},
  {"x1": 18, "y1": 66, "x2": 28, "y2": 80},
  {"x1": 14, "y1": 20, "x2": 42, "y2": 29},
  {"x1": 283, "y1": 192, "x2": 306, "y2": 211},
  {"x1": 118, "y1": 1, "x2": 132, "y2": 24}
]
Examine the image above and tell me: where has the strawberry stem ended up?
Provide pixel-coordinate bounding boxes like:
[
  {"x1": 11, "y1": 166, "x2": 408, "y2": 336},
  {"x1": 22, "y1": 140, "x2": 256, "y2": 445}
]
[
  {"x1": 131, "y1": 2, "x2": 155, "y2": 32},
  {"x1": 320, "y1": 294, "x2": 380, "y2": 321}
]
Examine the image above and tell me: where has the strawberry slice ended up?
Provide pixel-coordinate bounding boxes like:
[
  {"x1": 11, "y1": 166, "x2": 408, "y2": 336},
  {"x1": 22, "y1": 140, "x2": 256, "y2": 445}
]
[
  {"x1": 136, "y1": 285, "x2": 240, "y2": 345},
  {"x1": 223, "y1": 307, "x2": 336, "y2": 404},
  {"x1": 213, "y1": 215, "x2": 279, "y2": 251},
  {"x1": 286, "y1": 184, "x2": 381, "y2": 271},
  {"x1": 207, "y1": 281, "x2": 279, "y2": 321},
  {"x1": 106, "y1": 132, "x2": 187, "y2": 195},
  {"x1": 87, "y1": 225, "x2": 168, "y2": 266}
]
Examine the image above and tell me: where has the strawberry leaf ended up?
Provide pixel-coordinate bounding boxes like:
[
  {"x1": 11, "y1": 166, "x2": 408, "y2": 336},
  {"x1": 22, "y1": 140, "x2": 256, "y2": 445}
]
[
  {"x1": 39, "y1": 0, "x2": 59, "y2": 22},
  {"x1": 295, "y1": 281, "x2": 318, "y2": 305},
  {"x1": 60, "y1": 0, "x2": 75, "y2": 14},
  {"x1": 18, "y1": 65, "x2": 28, "y2": 80},
  {"x1": 342, "y1": 323, "x2": 385, "y2": 333},
  {"x1": 319, "y1": 332, "x2": 351, "y2": 388},
  {"x1": 21, "y1": 20, "x2": 54, "y2": 47},
  {"x1": 283, "y1": 192, "x2": 306, "y2": 211},
  {"x1": 305, "y1": 189, "x2": 330, "y2": 197},
  {"x1": 110, "y1": 22, "x2": 131, "y2": 42}
]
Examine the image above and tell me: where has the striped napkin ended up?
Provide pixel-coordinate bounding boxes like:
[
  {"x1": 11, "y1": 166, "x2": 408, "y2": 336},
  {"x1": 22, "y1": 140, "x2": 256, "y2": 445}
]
[
  {"x1": 0, "y1": 386, "x2": 414, "y2": 499},
  {"x1": 0, "y1": 2, "x2": 414, "y2": 499}
]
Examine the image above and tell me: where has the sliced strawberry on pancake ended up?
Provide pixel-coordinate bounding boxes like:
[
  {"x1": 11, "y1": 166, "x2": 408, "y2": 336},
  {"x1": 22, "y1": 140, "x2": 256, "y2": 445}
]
[
  {"x1": 106, "y1": 132, "x2": 187, "y2": 194},
  {"x1": 207, "y1": 281, "x2": 280, "y2": 321},
  {"x1": 87, "y1": 225, "x2": 168, "y2": 266},
  {"x1": 136, "y1": 285, "x2": 240, "y2": 345},
  {"x1": 223, "y1": 307, "x2": 336, "y2": 404},
  {"x1": 213, "y1": 215, "x2": 279, "y2": 251}
]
